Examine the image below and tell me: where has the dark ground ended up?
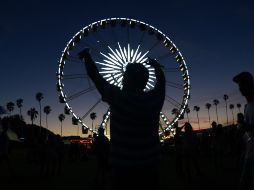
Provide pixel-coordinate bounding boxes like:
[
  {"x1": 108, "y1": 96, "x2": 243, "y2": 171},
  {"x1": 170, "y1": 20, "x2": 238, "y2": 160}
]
[{"x1": 0, "y1": 145, "x2": 240, "y2": 190}]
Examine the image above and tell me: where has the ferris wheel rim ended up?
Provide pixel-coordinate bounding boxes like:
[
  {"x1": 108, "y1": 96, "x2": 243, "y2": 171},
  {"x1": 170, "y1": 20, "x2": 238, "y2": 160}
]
[{"x1": 57, "y1": 17, "x2": 191, "y2": 135}]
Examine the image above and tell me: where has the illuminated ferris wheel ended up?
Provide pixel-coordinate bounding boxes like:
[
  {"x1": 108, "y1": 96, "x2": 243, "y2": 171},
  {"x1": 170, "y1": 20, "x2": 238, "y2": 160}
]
[{"x1": 56, "y1": 18, "x2": 190, "y2": 138}]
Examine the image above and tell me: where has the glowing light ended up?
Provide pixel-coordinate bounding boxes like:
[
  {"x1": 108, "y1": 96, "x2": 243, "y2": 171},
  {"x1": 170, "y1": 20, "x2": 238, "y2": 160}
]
[{"x1": 96, "y1": 43, "x2": 154, "y2": 90}]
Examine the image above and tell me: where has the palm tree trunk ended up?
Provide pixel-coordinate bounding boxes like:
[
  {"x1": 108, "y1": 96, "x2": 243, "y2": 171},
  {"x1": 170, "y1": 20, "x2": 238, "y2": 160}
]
[
  {"x1": 225, "y1": 102, "x2": 228, "y2": 125},
  {"x1": 232, "y1": 110, "x2": 235, "y2": 124},
  {"x1": 186, "y1": 113, "x2": 189, "y2": 122},
  {"x1": 39, "y1": 102, "x2": 42, "y2": 127},
  {"x1": 208, "y1": 109, "x2": 211, "y2": 126},
  {"x1": 61, "y1": 122, "x2": 62, "y2": 136},
  {"x1": 215, "y1": 106, "x2": 218, "y2": 123},
  {"x1": 197, "y1": 112, "x2": 200, "y2": 131},
  {"x1": 19, "y1": 107, "x2": 24, "y2": 137},
  {"x1": 19, "y1": 108, "x2": 22, "y2": 118},
  {"x1": 46, "y1": 115, "x2": 48, "y2": 130}
]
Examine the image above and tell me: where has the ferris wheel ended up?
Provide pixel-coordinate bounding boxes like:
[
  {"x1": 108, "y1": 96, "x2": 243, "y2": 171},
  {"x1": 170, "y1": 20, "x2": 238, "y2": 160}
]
[{"x1": 56, "y1": 18, "x2": 190, "y2": 138}]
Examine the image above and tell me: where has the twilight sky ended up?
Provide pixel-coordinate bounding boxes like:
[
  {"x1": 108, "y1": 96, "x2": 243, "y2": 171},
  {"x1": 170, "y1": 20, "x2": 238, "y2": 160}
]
[{"x1": 0, "y1": 0, "x2": 253, "y2": 136}]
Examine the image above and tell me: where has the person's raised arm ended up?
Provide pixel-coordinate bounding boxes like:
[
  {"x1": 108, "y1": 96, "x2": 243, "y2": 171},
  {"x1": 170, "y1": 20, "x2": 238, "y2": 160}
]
[
  {"x1": 78, "y1": 49, "x2": 107, "y2": 95},
  {"x1": 147, "y1": 57, "x2": 165, "y2": 92}
]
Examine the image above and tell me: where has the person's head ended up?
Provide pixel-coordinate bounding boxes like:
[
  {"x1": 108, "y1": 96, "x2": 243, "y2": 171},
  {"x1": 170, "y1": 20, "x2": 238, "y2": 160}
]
[
  {"x1": 237, "y1": 112, "x2": 244, "y2": 124},
  {"x1": 211, "y1": 121, "x2": 217, "y2": 129},
  {"x1": 233, "y1": 72, "x2": 254, "y2": 98},
  {"x1": 122, "y1": 63, "x2": 149, "y2": 92},
  {"x1": 184, "y1": 122, "x2": 193, "y2": 133},
  {"x1": 98, "y1": 127, "x2": 105, "y2": 136},
  {"x1": 216, "y1": 124, "x2": 223, "y2": 133}
]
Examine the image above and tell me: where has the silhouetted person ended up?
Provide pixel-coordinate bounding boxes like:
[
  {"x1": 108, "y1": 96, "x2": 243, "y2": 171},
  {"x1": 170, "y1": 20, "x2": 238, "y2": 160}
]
[
  {"x1": 174, "y1": 121, "x2": 184, "y2": 177},
  {"x1": 235, "y1": 113, "x2": 247, "y2": 173},
  {"x1": 233, "y1": 71, "x2": 254, "y2": 190},
  {"x1": 181, "y1": 122, "x2": 201, "y2": 182},
  {"x1": 79, "y1": 49, "x2": 165, "y2": 190},
  {"x1": 0, "y1": 123, "x2": 12, "y2": 175},
  {"x1": 93, "y1": 127, "x2": 110, "y2": 187},
  {"x1": 212, "y1": 124, "x2": 226, "y2": 173}
]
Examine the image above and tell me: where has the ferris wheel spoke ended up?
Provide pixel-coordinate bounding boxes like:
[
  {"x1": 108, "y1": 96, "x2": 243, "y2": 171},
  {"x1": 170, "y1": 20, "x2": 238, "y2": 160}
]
[
  {"x1": 80, "y1": 99, "x2": 102, "y2": 120},
  {"x1": 78, "y1": 40, "x2": 102, "y2": 56},
  {"x1": 156, "y1": 52, "x2": 172, "y2": 61},
  {"x1": 166, "y1": 81, "x2": 183, "y2": 90},
  {"x1": 63, "y1": 74, "x2": 89, "y2": 80},
  {"x1": 127, "y1": 25, "x2": 130, "y2": 44},
  {"x1": 148, "y1": 40, "x2": 161, "y2": 52},
  {"x1": 110, "y1": 28, "x2": 119, "y2": 45},
  {"x1": 99, "y1": 52, "x2": 123, "y2": 67},
  {"x1": 138, "y1": 30, "x2": 146, "y2": 46},
  {"x1": 107, "y1": 46, "x2": 125, "y2": 65},
  {"x1": 67, "y1": 87, "x2": 96, "y2": 101},
  {"x1": 165, "y1": 95, "x2": 182, "y2": 108},
  {"x1": 159, "y1": 122, "x2": 164, "y2": 132},
  {"x1": 92, "y1": 31, "x2": 110, "y2": 48},
  {"x1": 67, "y1": 56, "x2": 83, "y2": 63},
  {"x1": 163, "y1": 68, "x2": 179, "y2": 72}
]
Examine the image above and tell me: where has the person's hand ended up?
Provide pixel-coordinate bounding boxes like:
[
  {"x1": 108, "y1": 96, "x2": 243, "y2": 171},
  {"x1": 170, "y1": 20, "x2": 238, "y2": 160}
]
[{"x1": 78, "y1": 48, "x2": 91, "y2": 63}]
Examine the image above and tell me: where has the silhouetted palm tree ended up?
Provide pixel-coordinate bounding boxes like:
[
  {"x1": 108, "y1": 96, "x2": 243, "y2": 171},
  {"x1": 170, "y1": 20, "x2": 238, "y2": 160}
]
[
  {"x1": 36, "y1": 92, "x2": 44, "y2": 127},
  {"x1": 237, "y1": 103, "x2": 241, "y2": 113},
  {"x1": 185, "y1": 107, "x2": 190, "y2": 122},
  {"x1": 6, "y1": 102, "x2": 15, "y2": 115},
  {"x1": 27, "y1": 107, "x2": 38, "y2": 125},
  {"x1": 194, "y1": 106, "x2": 200, "y2": 130},
  {"x1": 90, "y1": 112, "x2": 97, "y2": 131},
  {"x1": 16, "y1": 98, "x2": 24, "y2": 137},
  {"x1": 43, "y1": 106, "x2": 51, "y2": 130},
  {"x1": 16, "y1": 99, "x2": 23, "y2": 118},
  {"x1": 229, "y1": 104, "x2": 235, "y2": 124},
  {"x1": 223, "y1": 94, "x2": 229, "y2": 125},
  {"x1": 205, "y1": 103, "x2": 212, "y2": 126},
  {"x1": 213, "y1": 99, "x2": 219, "y2": 123},
  {"x1": 58, "y1": 113, "x2": 65, "y2": 136}
]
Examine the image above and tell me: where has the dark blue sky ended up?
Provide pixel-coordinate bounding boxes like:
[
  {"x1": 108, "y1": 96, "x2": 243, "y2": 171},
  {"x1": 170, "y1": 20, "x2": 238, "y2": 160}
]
[{"x1": 1, "y1": 0, "x2": 254, "y2": 134}]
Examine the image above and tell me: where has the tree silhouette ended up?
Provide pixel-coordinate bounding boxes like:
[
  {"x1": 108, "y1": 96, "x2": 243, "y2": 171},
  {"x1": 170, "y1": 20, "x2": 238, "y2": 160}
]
[
  {"x1": 90, "y1": 112, "x2": 97, "y2": 131},
  {"x1": 205, "y1": 103, "x2": 212, "y2": 126},
  {"x1": 6, "y1": 102, "x2": 15, "y2": 115},
  {"x1": 229, "y1": 104, "x2": 235, "y2": 124},
  {"x1": 27, "y1": 107, "x2": 38, "y2": 125},
  {"x1": 16, "y1": 98, "x2": 24, "y2": 137},
  {"x1": 237, "y1": 103, "x2": 241, "y2": 113},
  {"x1": 43, "y1": 105, "x2": 52, "y2": 130},
  {"x1": 223, "y1": 94, "x2": 229, "y2": 125},
  {"x1": 36, "y1": 92, "x2": 44, "y2": 127},
  {"x1": 16, "y1": 99, "x2": 23, "y2": 118},
  {"x1": 194, "y1": 106, "x2": 200, "y2": 130},
  {"x1": 213, "y1": 99, "x2": 219, "y2": 123},
  {"x1": 58, "y1": 113, "x2": 65, "y2": 136}
]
